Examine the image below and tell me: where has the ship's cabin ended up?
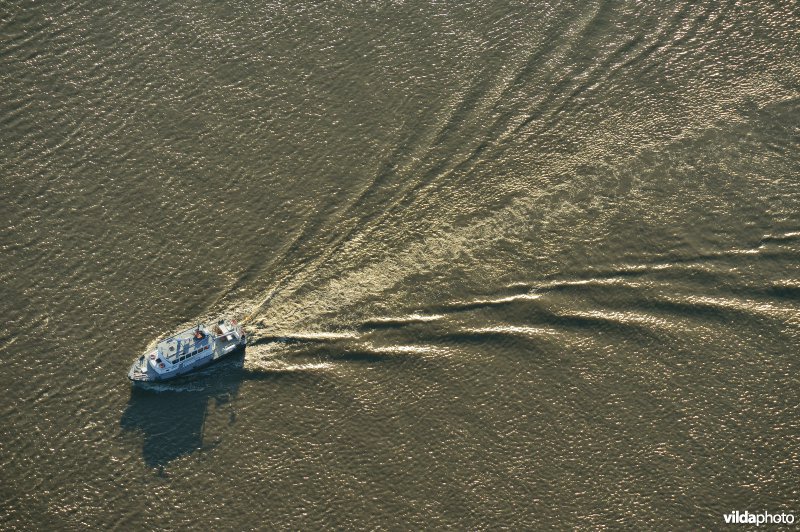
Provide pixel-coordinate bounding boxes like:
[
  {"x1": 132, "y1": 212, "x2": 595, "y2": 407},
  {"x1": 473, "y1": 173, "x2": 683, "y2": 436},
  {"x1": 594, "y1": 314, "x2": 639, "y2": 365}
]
[{"x1": 156, "y1": 324, "x2": 214, "y2": 366}]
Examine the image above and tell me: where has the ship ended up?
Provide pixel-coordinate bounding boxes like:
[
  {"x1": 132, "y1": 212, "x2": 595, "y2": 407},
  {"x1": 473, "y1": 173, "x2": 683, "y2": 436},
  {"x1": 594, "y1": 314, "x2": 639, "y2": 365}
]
[{"x1": 128, "y1": 318, "x2": 246, "y2": 383}]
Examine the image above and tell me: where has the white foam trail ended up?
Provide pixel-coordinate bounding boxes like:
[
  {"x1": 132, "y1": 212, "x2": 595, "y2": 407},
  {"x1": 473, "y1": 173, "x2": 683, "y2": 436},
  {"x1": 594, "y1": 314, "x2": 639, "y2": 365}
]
[
  {"x1": 727, "y1": 248, "x2": 761, "y2": 255},
  {"x1": 246, "y1": 330, "x2": 360, "y2": 345},
  {"x1": 772, "y1": 231, "x2": 800, "y2": 239},
  {"x1": 359, "y1": 343, "x2": 445, "y2": 355},
  {"x1": 244, "y1": 359, "x2": 334, "y2": 373},
  {"x1": 539, "y1": 278, "x2": 644, "y2": 289},
  {"x1": 284, "y1": 331, "x2": 359, "y2": 340},
  {"x1": 466, "y1": 325, "x2": 557, "y2": 336},
  {"x1": 464, "y1": 293, "x2": 542, "y2": 306},
  {"x1": 368, "y1": 313, "x2": 444, "y2": 323},
  {"x1": 571, "y1": 309, "x2": 686, "y2": 331}
]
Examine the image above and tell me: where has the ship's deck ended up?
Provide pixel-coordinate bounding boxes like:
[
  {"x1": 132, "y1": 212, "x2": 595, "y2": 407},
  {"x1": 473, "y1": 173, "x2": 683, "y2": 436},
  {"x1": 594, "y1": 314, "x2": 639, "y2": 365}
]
[{"x1": 157, "y1": 325, "x2": 211, "y2": 362}]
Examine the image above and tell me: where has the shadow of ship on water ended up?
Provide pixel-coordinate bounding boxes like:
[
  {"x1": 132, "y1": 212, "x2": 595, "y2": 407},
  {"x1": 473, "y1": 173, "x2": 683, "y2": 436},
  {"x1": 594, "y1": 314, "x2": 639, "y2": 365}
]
[
  {"x1": 120, "y1": 351, "x2": 246, "y2": 469},
  {"x1": 120, "y1": 338, "x2": 374, "y2": 468}
]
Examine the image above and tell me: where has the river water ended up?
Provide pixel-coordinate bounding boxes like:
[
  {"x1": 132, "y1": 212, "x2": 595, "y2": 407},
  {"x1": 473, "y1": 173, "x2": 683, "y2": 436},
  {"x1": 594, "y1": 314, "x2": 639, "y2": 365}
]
[{"x1": 2, "y1": 0, "x2": 799, "y2": 529}]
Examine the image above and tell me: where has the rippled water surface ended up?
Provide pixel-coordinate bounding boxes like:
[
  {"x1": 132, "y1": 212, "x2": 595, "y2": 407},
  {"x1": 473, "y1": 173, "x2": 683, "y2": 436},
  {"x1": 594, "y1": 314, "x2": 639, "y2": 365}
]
[{"x1": 2, "y1": 0, "x2": 799, "y2": 528}]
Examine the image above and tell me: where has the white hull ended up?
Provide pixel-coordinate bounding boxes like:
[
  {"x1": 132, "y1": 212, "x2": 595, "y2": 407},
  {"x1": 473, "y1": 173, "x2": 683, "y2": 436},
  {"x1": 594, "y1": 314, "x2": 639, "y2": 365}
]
[{"x1": 128, "y1": 319, "x2": 246, "y2": 383}]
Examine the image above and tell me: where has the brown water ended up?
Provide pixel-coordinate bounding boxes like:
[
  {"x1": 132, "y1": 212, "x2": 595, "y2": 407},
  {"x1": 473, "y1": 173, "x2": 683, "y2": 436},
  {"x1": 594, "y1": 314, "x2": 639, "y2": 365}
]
[{"x1": 2, "y1": 0, "x2": 799, "y2": 529}]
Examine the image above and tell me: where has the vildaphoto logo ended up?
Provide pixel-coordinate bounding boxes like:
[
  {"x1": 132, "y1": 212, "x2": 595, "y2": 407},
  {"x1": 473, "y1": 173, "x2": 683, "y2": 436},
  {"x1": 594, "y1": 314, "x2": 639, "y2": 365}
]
[{"x1": 724, "y1": 511, "x2": 795, "y2": 526}]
